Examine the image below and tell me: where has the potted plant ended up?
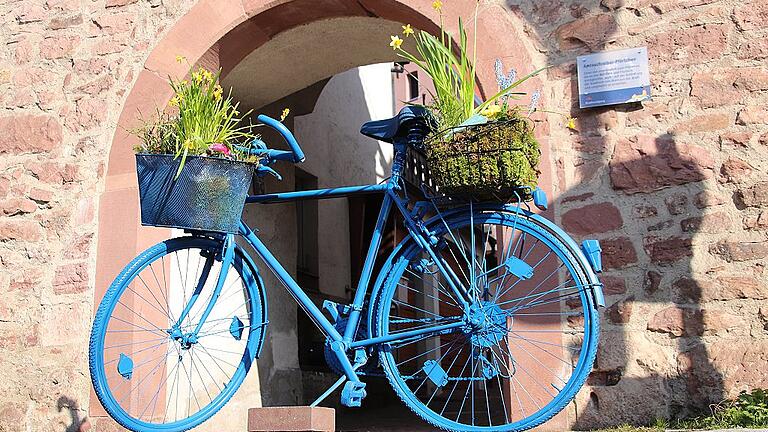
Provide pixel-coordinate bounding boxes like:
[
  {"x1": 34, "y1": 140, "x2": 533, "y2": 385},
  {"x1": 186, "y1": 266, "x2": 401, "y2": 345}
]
[
  {"x1": 132, "y1": 62, "x2": 260, "y2": 233},
  {"x1": 390, "y1": 2, "x2": 554, "y2": 200}
]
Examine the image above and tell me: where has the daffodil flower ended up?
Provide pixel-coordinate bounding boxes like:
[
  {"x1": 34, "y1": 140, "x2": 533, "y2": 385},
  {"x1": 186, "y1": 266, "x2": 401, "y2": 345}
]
[
  {"x1": 280, "y1": 108, "x2": 290, "y2": 122},
  {"x1": 432, "y1": 0, "x2": 443, "y2": 12},
  {"x1": 480, "y1": 104, "x2": 502, "y2": 119},
  {"x1": 390, "y1": 35, "x2": 403, "y2": 50},
  {"x1": 566, "y1": 117, "x2": 577, "y2": 130},
  {"x1": 212, "y1": 84, "x2": 223, "y2": 100},
  {"x1": 175, "y1": 55, "x2": 186, "y2": 64},
  {"x1": 402, "y1": 24, "x2": 414, "y2": 37}
]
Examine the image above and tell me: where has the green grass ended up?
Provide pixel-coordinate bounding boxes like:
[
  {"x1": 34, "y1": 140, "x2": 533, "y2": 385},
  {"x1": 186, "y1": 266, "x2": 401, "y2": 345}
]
[{"x1": 587, "y1": 390, "x2": 768, "y2": 431}]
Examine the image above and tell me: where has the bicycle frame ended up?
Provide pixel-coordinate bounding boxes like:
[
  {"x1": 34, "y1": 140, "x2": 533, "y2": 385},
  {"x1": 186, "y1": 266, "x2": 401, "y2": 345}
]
[{"x1": 171, "y1": 142, "x2": 472, "y2": 388}]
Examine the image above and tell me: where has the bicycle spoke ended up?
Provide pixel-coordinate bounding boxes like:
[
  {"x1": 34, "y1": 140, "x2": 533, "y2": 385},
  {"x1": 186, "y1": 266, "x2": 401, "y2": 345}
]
[
  {"x1": 378, "y1": 209, "x2": 597, "y2": 430},
  {"x1": 93, "y1": 239, "x2": 259, "y2": 428}
]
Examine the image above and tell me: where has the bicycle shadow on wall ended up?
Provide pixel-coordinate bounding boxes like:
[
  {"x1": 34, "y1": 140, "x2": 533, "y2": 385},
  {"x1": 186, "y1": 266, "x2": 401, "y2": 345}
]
[
  {"x1": 503, "y1": 0, "x2": 728, "y2": 426},
  {"x1": 564, "y1": 124, "x2": 725, "y2": 426}
]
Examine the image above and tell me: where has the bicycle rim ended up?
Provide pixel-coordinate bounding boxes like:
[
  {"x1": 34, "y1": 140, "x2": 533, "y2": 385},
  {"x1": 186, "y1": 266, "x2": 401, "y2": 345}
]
[
  {"x1": 89, "y1": 237, "x2": 264, "y2": 432},
  {"x1": 375, "y1": 209, "x2": 599, "y2": 431}
]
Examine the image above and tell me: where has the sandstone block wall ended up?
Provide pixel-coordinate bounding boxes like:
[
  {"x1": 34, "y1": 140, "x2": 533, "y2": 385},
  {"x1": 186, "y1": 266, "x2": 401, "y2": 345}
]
[{"x1": 0, "y1": 0, "x2": 766, "y2": 430}]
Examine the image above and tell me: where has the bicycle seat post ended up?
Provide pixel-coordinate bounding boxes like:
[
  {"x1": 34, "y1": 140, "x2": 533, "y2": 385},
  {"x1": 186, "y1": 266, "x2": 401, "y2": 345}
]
[{"x1": 391, "y1": 121, "x2": 427, "y2": 187}]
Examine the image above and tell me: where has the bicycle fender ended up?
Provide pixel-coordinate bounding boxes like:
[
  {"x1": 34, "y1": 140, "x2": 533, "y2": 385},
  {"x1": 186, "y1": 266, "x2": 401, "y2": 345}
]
[
  {"x1": 235, "y1": 243, "x2": 269, "y2": 358},
  {"x1": 366, "y1": 203, "x2": 604, "y2": 336}
]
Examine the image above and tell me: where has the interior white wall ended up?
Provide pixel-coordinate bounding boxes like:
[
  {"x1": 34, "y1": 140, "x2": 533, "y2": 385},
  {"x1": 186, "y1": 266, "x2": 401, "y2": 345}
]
[{"x1": 294, "y1": 63, "x2": 395, "y2": 300}]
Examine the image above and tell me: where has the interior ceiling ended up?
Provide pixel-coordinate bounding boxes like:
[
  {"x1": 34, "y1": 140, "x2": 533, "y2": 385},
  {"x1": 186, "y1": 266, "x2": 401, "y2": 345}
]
[{"x1": 222, "y1": 16, "x2": 412, "y2": 110}]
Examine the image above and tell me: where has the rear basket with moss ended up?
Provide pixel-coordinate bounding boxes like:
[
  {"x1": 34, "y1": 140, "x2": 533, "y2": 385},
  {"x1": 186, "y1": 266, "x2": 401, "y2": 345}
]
[{"x1": 425, "y1": 118, "x2": 541, "y2": 200}]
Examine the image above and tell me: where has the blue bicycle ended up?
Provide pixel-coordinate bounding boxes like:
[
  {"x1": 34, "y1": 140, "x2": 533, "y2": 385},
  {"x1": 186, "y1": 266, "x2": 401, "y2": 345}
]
[{"x1": 90, "y1": 108, "x2": 605, "y2": 432}]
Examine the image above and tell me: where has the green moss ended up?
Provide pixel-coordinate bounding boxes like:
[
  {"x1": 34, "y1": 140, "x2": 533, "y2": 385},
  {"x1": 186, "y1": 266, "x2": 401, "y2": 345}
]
[{"x1": 426, "y1": 117, "x2": 540, "y2": 200}]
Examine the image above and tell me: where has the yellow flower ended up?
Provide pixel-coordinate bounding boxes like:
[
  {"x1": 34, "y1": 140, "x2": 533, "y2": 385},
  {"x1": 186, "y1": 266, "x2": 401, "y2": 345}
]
[
  {"x1": 432, "y1": 0, "x2": 443, "y2": 12},
  {"x1": 390, "y1": 35, "x2": 403, "y2": 50},
  {"x1": 566, "y1": 117, "x2": 577, "y2": 130},
  {"x1": 280, "y1": 108, "x2": 290, "y2": 122},
  {"x1": 169, "y1": 96, "x2": 179, "y2": 107},
  {"x1": 480, "y1": 104, "x2": 502, "y2": 119},
  {"x1": 402, "y1": 24, "x2": 414, "y2": 37},
  {"x1": 212, "y1": 84, "x2": 223, "y2": 100},
  {"x1": 175, "y1": 55, "x2": 186, "y2": 64}
]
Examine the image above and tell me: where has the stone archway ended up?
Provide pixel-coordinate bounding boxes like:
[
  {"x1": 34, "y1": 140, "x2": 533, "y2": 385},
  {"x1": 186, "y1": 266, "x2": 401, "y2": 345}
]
[{"x1": 93, "y1": 0, "x2": 552, "y2": 428}]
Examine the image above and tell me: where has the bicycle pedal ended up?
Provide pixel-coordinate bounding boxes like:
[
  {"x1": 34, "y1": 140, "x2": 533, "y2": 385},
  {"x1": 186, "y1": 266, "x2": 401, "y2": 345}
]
[
  {"x1": 340, "y1": 381, "x2": 367, "y2": 407},
  {"x1": 422, "y1": 360, "x2": 448, "y2": 388},
  {"x1": 503, "y1": 256, "x2": 534, "y2": 280}
]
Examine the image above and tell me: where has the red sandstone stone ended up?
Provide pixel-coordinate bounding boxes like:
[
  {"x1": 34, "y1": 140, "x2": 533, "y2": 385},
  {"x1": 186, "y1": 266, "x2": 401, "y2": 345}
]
[
  {"x1": 24, "y1": 162, "x2": 78, "y2": 185},
  {"x1": 16, "y1": 4, "x2": 46, "y2": 23},
  {"x1": 602, "y1": 275, "x2": 627, "y2": 295},
  {"x1": 27, "y1": 188, "x2": 53, "y2": 204},
  {"x1": 555, "y1": 14, "x2": 618, "y2": 51},
  {"x1": 106, "y1": 0, "x2": 138, "y2": 6},
  {"x1": 648, "y1": 306, "x2": 703, "y2": 336},
  {"x1": 53, "y1": 263, "x2": 89, "y2": 294},
  {"x1": 738, "y1": 182, "x2": 768, "y2": 207},
  {"x1": 561, "y1": 192, "x2": 594, "y2": 204},
  {"x1": 77, "y1": 75, "x2": 114, "y2": 96},
  {"x1": 609, "y1": 135, "x2": 714, "y2": 194},
  {"x1": 664, "y1": 193, "x2": 688, "y2": 215},
  {"x1": 561, "y1": 202, "x2": 623, "y2": 235},
  {"x1": 743, "y1": 212, "x2": 768, "y2": 230},
  {"x1": 733, "y1": 0, "x2": 768, "y2": 30},
  {"x1": 710, "y1": 240, "x2": 768, "y2": 262},
  {"x1": 714, "y1": 275, "x2": 766, "y2": 300},
  {"x1": 0, "y1": 115, "x2": 62, "y2": 155},
  {"x1": 573, "y1": 136, "x2": 608, "y2": 154},
  {"x1": 643, "y1": 271, "x2": 662, "y2": 294},
  {"x1": 601, "y1": 237, "x2": 638, "y2": 269},
  {"x1": 690, "y1": 70, "x2": 742, "y2": 109},
  {"x1": 0, "y1": 198, "x2": 38, "y2": 216},
  {"x1": 645, "y1": 236, "x2": 693, "y2": 265},
  {"x1": 247, "y1": 406, "x2": 335, "y2": 432},
  {"x1": 672, "y1": 112, "x2": 732, "y2": 134},
  {"x1": 647, "y1": 24, "x2": 729, "y2": 71},
  {"x1": 39, "y1": 35, "x2": 80, "y2": 59},
  {"x1": 738, "y1": 38, "x2": 768, "y2": 60},
  {"x1": 64, "y1": 234, "x2": 94, "y2": 260},
  {"x1": 48, "y1": 14, "x2": 83, "y2": 30},
  {"x1": 720, "y1": 157, "x2": 752, "y2": 183},
  {"x1": 91, "y1": 12, "x2": 135, "y2": 36},
  {"x1": 634, "y1": 205, "x2": 657, "y2": 218},
  {"x1": 719, "y1": 131, "x2": 752, "y2": 148},
  {"x1": 606, "y1": 295, "x2": 634, "y2": 324},
  {"x1": 737, "y1": 106, "x2": 768, "y2": 126},
  {"x1": 760, "y1": 131, "x2": 768, "y2": 147},
  {"x1": 0, "y1": 219, "x2": 42, "y2": 242},
  {"x1": 680, "y1": 212, "x2": 731, "y2": 233},
  {"x1": 694, "y1": 190, "x2": 724, "y2": 209}
]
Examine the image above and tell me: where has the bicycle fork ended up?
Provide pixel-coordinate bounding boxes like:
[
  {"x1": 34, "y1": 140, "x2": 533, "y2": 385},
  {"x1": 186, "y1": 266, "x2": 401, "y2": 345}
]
[{"x1": 169, "y1": 234, "x2": 236, "y2": 348}]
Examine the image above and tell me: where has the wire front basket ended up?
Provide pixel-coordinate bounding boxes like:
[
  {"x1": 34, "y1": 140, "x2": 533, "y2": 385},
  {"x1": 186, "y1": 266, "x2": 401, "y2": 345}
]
[{"x1": 136, "y1": 154, "x2": 254, "y2": 233}]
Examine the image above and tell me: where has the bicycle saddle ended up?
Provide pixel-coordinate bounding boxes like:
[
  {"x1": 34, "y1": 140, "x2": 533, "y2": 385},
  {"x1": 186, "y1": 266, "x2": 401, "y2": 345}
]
[{"x1": 360, "y1": 106, "x2": 430, "y2": 143}]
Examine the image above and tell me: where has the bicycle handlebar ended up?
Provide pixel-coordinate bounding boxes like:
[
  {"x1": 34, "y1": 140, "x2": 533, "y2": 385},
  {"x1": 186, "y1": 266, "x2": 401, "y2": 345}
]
[{"x1": 257, "y1": 114, "x2": 305, "y2": 163}]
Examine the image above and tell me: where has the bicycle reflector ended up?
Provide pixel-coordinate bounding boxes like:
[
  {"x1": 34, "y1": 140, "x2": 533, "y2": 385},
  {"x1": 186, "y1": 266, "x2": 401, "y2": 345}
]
[{"x1": 581, "y1": 240, "x2": 603, "y2": 273}]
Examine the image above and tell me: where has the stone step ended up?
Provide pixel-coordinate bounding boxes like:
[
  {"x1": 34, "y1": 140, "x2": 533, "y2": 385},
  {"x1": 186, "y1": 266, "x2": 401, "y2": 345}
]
[{"x1": 247, "y1": 406, "x2": 335, "y2": 432}]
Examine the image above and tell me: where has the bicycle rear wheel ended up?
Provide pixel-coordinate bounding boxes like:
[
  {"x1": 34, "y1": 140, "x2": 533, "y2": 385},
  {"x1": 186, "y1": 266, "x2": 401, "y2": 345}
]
[
  {"x1": 374, "y1": 207, "x2": 599, "y2": 431},
  {"x1": 89, "y1": 236, "x2": 266, "y2": 432}
]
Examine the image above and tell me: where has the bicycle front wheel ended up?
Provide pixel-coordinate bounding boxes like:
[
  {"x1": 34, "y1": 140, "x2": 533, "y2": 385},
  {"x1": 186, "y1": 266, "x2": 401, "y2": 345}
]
[
  {"x1": 89, "y1": 236, "x2": 266, "y2": 432},
  {"x1": 374, "y1": 207, "x2": 599, "y2": 432}
]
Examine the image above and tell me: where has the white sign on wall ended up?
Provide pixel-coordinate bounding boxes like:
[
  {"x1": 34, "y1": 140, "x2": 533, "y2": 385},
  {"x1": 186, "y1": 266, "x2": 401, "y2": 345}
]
[{"x1": 577, "y1": 47, "x2": 651, "y2": 108}]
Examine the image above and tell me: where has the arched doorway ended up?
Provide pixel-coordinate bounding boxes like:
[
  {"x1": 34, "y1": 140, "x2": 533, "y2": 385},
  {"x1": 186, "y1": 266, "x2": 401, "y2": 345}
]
[{"x1": 93, "y1": 1, "x2": 553, "y2": 429}]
